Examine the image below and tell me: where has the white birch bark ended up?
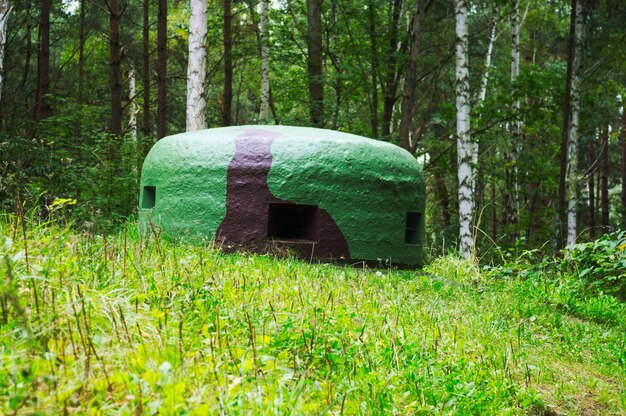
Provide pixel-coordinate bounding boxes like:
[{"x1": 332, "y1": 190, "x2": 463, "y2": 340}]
[
  {"x1": 455, "y1": 0, "x2": 475, "y2": 259},
  {"x1": 477, "y1": 6, "x2": 498, "y2": 104},
  {"x1": 186, "y1": 0, "x2": 208, "y2": 132},
  {"x1": 566, "y1": 0, "x2": 584, "y2": 245},
  {"x1": 259, "y1": 0, "x2": 270, "y2": 122},
  {"x1": 0, "y1": 1, "x2": 11, "y2": 105},
  {"x1": 128, "y1": 67, "x2": 138, "y2": 142}
]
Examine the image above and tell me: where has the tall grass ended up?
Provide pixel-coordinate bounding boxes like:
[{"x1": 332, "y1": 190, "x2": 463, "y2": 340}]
[{"x1": 1, "y1": 214, "x2": 624, "y2": 414}]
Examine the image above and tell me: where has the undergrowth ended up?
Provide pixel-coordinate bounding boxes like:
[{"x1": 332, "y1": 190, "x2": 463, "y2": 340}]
[{"x1": 0, "y1": 214, "x2": 624, "y2": 415}]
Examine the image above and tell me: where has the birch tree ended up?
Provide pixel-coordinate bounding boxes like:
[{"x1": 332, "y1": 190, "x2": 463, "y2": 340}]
[
  {"x1": 186, "y1": 0, "x2": 208, "y2": 132},
  {"x1": 565, "y1": 0, "x2": 584, "y2": 245},
  {"x1": 128, "y1": 67, "x2": 138, "y2": 142},
  {"x1": 477, "y1": 6, "x2": 498, "y2": 104},
  {"x1": 259, "y1": 0, "x2": 270, "y2": 122},
  {"x1": 0, "y1": 0, "x2": 10, "y2": 105},
  {"x1": 455, "y1": 0, "x2": 475, "y2": 258}
]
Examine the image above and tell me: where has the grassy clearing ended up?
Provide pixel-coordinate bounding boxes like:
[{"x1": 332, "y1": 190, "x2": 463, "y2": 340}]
[{"x1": 1, "y1": 215, "x2": 624, "y2": 415}]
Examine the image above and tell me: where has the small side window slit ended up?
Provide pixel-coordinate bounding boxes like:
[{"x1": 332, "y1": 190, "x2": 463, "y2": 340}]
[
  {"x1": 142, "y1": 186, "x2": 156, "y2": 209},
  {"x1": 405, "y1": 212, "x2": 421, "y2": 244}
]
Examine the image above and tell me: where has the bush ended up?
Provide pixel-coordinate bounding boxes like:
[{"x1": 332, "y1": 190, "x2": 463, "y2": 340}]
[{"x1": 564, "y1": 231, "x2": 626, "y2": 300}]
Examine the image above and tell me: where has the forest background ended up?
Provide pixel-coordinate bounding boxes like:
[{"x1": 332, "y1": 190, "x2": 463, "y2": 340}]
[{"x1": 0, "y1": 0, "x2": 625, "y2": 260}]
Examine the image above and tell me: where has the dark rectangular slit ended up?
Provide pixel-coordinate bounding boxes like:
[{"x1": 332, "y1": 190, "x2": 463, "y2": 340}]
[
  {"x1": 142, "y1": 186, "x2": 156, "y2": 209},
  {"x1": 405, "y1": 211, "x2": 421, "y2": 244},
  {"x1": 267, "y1": 203, "x2": 318, "y2": 241}
]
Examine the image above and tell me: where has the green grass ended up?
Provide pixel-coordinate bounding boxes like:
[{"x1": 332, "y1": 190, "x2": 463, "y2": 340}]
[{"x1": 1, "y1": 215, "x2": 624, "y2": 415}]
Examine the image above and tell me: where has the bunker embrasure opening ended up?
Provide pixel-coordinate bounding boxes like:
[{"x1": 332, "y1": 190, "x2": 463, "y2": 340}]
[
  {"x1": 405, "y1": 212, "x2": 421, "y2": 244},
  {"x1": 268, "y1": 203, "x2": 319, "y2": 241},
  {"x1": 142, "y1": 186, "x2": 156, "y2": 209}
]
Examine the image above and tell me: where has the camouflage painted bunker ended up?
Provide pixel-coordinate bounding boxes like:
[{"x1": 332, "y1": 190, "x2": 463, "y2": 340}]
[{"x1": 139, "y1": 126, "x2": 425, "y2": 265}]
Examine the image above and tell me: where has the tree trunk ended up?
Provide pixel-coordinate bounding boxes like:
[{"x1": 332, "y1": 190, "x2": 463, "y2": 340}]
[
  {"x1": 109, "y1": 0, "x2": 123, "y2": 136},
  {"x1": 455, "y1": 0, "x2": 474, "y2": 259},
  {"x1": 20, "y1": 0, "x2": 32, "y2": 90},
  {"x1": 622, "y1": 103, "x2": 626, "y2": 228},
  {"x1": 368, "y1": 1, "x2": 378, "y2": 138},
  {"x1": 35, "y1": 0, "x2": 51, "y2": 121},
  {"x1": 156, "y1": 0, "x2": 167, "y2": 139},
  {"x1": 477, "y1": 6, "x2": 498, "y2": 104},
  {"x1": 128, "y1": 66, "x2": 138, "y2": 142},
  {"x1": 222, "y1": 0, "x2": 233, "y2": 126},
  {"x1": 565, "y1": 0, "x2": 584, "y2": 246},
  {"x1": 398, "y1": 0, "x2": 424, "y2": 152},
  {"x1": 0, "y1": 0, "x2": 10, "y2": 105},
  {"x1": 306, "y1": 0, "x2": 323, "y2": 127},
  {"x1": 330, "y1": 0, "x2": 341, "y2": 130},
  {"x1": 186, "y1": 0, "x2": 208, "y2": 132},
  {"x1": 504, "y1": 0, "x2": 520, "y2": 228},
  {"x1": 382, "y1": 0, "x2": 402, "y2": 137},
  {"x1": 558, "y1": 0, "x2": 577, "y2": 246},
  {"x1": 259, "y1": 0, "x2": 270, "y2": 122},
  {"x1": 600, "y1": 127, "x2": 609, "y2": 233},
  {"x1": 588, "y1": 138, "x2": 595, "y2": 239},
  {"x1": 142, "y1": 0, "x2": 151, "y2": 138},
  {"x1": 78, "y1": 0, "x2": 85, "y2": 104}
]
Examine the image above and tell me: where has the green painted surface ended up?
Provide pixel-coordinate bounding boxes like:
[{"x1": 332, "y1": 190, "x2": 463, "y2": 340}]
[
  {"x1": 139, "y1": 129, "x2": 236, "y2": 241},
  {"x1": 266, "y1": 127, "x2": 425, "y2": 265},
  {"x1": 139, "y1": 126, "x2": 425, "y2": 265}
]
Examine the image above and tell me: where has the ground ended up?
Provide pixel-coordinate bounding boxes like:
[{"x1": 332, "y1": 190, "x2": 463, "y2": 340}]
[{"x1": 0, "y1": 217, "x2": 624, "y2": 415}]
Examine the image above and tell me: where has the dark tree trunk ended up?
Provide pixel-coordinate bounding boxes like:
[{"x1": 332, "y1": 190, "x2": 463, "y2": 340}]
[
  {"x1": 600, "y1": 127, "x2": 609, "y2": 233},
  {"x1": 382, "y1": 0, "x2": 402, "y2": 137},
  {"x1": 622, "y1": 108, "x2": 626, "y2": 227},
  {"x1": 368, "y1": 1, "x2": 378, "y2": 138},
  {"x1": 557, "y1": 0, "x2": 577, "y2": 247},
  {"x1": 398, "y1": 0, "x2": 423, "y2": 152},
  {"x1": 222, "y1": 0, "x2": 233, "y2": 126},
  {"x1": 434, "y1": 172, "x2": 450, "y2": 227},
  {"x1": 306, "y1": 0, "x2": 323, "y2": 127},
  {"x1": 142, "y1": 0, "x2": 150, "y2": 138},
  {"x1": 35, "y1": 0, "x2": 51, "y2": 121},
  {"x1": 108, "y1": 0, "x2": 122, "y2": 136},
  {"x1": 156, "y1": 0, "x2": 167, "y2": 139},
  {"x1": 330, "y1": 0, "x2": 340, "y2": 130},
  {"x1": 491, "y1": 160, "x2": 497, "y2": 241},
  {"x1": 78, "y1": 0, "x2": 85, "y2": 104},
  {"x1": 21, "y1": 0, "x2": 33, "y2": 90},
  {"x1": 588, "y1": 138, "x2": 595, "y2": 239}
]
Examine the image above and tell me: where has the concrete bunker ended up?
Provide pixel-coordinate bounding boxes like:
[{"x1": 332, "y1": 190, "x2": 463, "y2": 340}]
[{"x1": 139, "y1": 125, "x2": 425, "y2": 266}]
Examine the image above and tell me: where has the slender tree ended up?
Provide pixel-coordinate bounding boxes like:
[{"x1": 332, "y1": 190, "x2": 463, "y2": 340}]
[
  {"x1": 306, "y1": 0, "x2": 323, "y2": 127},
  {"x1": 156, "y1": 0, "x2": 167, "y2": 139},
  {"x1": 478, "y1": 6, "x2": 498, "y2": 104},
  {"x1": 588, "y1": 137, "x2": 596, "y2": 239},
  {"x1": 382, "y1": 0, "x2": 403, "y2": 137},
  {"x1": 108, "y1": 0, "x2": 123, "y2": 136},
  {"x1": 622, "y1": 101, "x2": 626, "y2": 227},
  {"x1": 368, "y1": 0, "x2": 378, "y2": 138},
  {"x1": 0, "y1": 0, "x2": 10, "y2": 105},
  {"x1": 455, "y1": 0, "x2": 474, "y2": 258},
  {"x1": 259, "y1": 0, "x2": 270, "y2": 122},
  {"x1": 77, "y1": 0, "x2": 86, "y2": 104},
  {"x1": 222, "y1": 0, "x2": 233, "y2": 126},
  {"x1": 599, "y1": 127, "x2": 609, "y2": 233},
  {"x1": 558, "y1": 0, "x2": 577, "y2": 246},
  {"x1": 35, "y1": 0, "x2": 51, "y2": 121},
  {"x1": 398, "y1": 0, "x2": 424, "y2": 152},
  {"x1": 20, "y1": 0, "x2": 32, "y2": 90},
  {"x1": 504, "y1": 0, "x2": 521, "y2": 227},
  {"x1": 565, "y1": 0, "x2": 584, "y2": 245},
  {"x1": 128, "y1": 66, "x2": 138, "y2": 142},
  {"x1": 142, "y1": 0, "x2": 150, "y2": 138},
  {"x1": 186, "y1": 0, "x2": 208, "y2": 131}
]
